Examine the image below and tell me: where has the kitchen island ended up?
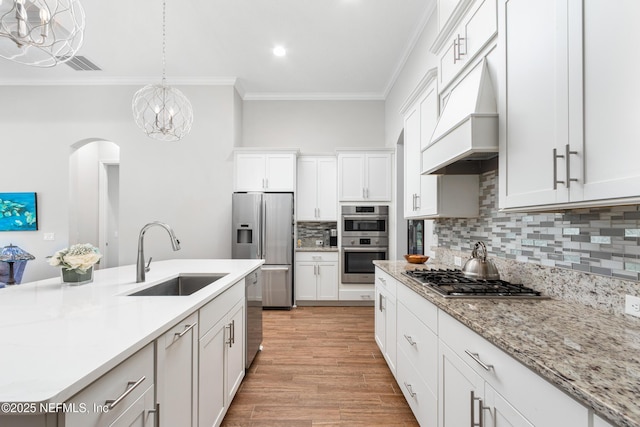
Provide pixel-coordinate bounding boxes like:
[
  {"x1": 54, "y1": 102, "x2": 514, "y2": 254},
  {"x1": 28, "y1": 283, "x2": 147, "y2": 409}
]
[
  {"x1": 0, "y1": 258, "x2": 263, "y2": 426},
  {"x1": 375, "y1": 260, "x2": 640, "y2": 427}
]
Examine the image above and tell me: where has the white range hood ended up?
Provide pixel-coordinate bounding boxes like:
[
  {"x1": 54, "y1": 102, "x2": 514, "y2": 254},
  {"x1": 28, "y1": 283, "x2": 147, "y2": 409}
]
[{"x1": 422, "y1": 59, "x2": 498, "y2": 174}]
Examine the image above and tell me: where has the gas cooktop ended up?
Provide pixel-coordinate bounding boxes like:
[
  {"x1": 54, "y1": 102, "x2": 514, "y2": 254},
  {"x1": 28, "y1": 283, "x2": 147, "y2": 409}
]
[{"x1": 402, "y1": 269, "x2": 545, "y2": 299}]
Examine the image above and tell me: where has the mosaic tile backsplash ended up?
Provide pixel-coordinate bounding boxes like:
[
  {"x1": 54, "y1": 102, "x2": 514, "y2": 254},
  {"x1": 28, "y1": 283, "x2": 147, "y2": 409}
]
[
  {"x1": 296, "y1": 221, "x2": 338, "y2": 247},
  {"x1": 434, "y1": 170, "x2": 640, "y2": 282}
]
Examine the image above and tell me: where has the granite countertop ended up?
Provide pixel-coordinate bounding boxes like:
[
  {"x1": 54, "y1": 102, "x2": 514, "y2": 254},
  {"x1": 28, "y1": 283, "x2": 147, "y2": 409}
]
[
  {"x1": 0, "y1": 259, "x2": 263, "y2": 407},
  {"x1": 296, "y1": 246, "x2": 339, "y2": 252},
  {"x1": 375, "y1": 260, "x2": 640, "y2": 427}
]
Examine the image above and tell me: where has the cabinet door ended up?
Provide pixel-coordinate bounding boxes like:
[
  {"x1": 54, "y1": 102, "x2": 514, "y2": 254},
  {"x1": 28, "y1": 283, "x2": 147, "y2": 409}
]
[
  {"x1": 199, "y1": 317, "x2": 226, "y2": 427},
  {"x1": 235, "y1": 153, "x2": 267, "y2": 191},
  {"x1": 579, "y1": 0, "x2": 640, "y2": 202},
  {"x1": 439, "y1": 343, "x2": 484, "y2": 427},
  {"x1": 484, "y1": 384, "x2": 534, "y2": 427},
  {"x1": 296, "y1": 158, "x2": 318, "y2": 221},
  {"x1": 374, "y1": 286, "x2": 386, "y2": 354},
  {"x1": 404, "y1": 103, "x2": 421, "y2": 217},
  {"x1": 265, "y1": 154, "x2": 296, "y2": 191},
  {"x1": 157, "y1": 313, "x2": 197, "y2": 427},
  {"x1": 316, "y1": 157, "x2": 337, "y2": 220},
  {"x1": 317, "y1": 262, "x2": 338, "y2": 300},
  {"x1": 110, "y1": 386, "x2": 156, "y2": 427},
  {"x1": 499, "y1": 0, "x2": 570, "y2": 208},
  {"x1": 338, "y1": 153, "x2": 365, "y2": 201},
  {"x1": 384, "y1": 292, "x2": 397, "y2": 374},
  {"x1": 226, "y1": 301, "x2": 245, "y2": 403},
  {"x1": 365, "y1": 153, "x2": 392, "y2": 201},
  {"x1": 295, "y1": 262, "x2": 317, "y2": 300}
]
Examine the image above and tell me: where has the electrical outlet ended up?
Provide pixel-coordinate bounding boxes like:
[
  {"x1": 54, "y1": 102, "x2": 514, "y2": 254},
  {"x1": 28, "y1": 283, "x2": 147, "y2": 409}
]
[
  {"x1": 454, "y1": 256, "x2": 462, "y2": 267},
  {"x1": 43, "y1": 233, "x2": 55, "y2": 241},
  {"x1": 625, "y1": 295, "x2": 640, "y2": 318},
  {"x1": 315, "y1": 239, "x2": 324, "y2": 246}
]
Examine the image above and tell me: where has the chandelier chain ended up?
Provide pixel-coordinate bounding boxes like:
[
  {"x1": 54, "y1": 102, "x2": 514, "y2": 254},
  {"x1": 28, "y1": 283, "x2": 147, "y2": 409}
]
[{"x1": 162, "y1": 0, "x2": 167, "y2": 84}]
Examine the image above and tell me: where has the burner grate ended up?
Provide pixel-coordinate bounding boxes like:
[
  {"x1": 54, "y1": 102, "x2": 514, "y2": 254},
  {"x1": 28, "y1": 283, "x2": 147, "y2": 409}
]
[{"x1": 402, "y1": 269, "x2": 543, "y2": 298}]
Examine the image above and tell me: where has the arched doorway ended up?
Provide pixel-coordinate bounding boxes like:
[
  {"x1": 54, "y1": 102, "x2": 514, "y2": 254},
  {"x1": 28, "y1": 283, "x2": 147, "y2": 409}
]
[{"x1": 69, "y1": 139, "x2": 121, "y2": 269}]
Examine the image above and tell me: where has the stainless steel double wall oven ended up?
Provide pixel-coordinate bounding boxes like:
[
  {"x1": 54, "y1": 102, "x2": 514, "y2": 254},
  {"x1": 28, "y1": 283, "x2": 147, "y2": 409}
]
[{"x1": 341, "y1": 205, "x2": 389, "y2": 284}]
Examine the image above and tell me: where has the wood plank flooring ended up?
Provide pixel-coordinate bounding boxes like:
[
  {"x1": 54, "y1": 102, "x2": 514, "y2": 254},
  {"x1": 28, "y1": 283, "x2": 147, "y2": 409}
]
[{"x1": 222, "y1": 306, "x2": 419, "y2": 427}]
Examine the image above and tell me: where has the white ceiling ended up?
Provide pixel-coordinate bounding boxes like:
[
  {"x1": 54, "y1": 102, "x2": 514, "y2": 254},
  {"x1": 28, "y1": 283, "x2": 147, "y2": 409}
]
[{"x1": 0, "y1": 0, "x2": 435, "y2": 99}]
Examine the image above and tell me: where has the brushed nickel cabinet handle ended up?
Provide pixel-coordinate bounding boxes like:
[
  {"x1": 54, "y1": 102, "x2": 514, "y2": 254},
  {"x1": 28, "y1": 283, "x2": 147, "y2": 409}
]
[
  {"x1": 404, "y1": 334, "x2": 417, "y2": 346},
  {"x1": 565, "y1": 144, "x2": 579, "y2": 188},
  {"x1": 465, "y1": 350, "x2": 493, "y2": 371},
  {"x1": 175, "y1": 322, "x2": 197, "y2": 339},
  {"x1": 105, "y1": 376, "x2": 146, "y2": 410},
  {"x1": 404, "y1": 382, "x2": 417, "y2": 398}
]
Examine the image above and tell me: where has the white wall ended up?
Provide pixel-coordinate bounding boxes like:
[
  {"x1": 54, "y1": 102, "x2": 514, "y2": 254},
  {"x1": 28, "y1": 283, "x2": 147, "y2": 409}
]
[
  {"x1": 0, "y1": 84, "x2": 238, "y2": 282},
  {"x1": 242, "y1": 100, "x2": 385, "y2": 153}
]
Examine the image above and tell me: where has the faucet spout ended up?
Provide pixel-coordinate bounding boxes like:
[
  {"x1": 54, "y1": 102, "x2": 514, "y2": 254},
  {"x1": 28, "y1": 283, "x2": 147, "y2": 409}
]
[{"x1": 136, "y1": 221, "x2": 181, "y2": 283}]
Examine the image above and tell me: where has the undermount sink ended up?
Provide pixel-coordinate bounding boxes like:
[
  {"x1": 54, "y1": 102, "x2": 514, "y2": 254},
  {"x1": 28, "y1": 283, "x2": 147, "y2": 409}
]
[{"x1": 128, "y1": 274, "x2": 227, "y2": 296}]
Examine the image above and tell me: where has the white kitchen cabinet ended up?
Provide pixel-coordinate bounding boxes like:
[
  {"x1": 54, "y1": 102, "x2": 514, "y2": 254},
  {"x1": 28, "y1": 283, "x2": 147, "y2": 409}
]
[
  {"x1": 374, "y1": 268, "x2": 397, "y2": 376},
  {"x1": 337, "y1": 151, "x2": 392, "y2": 202},
  {"x1": 592, "y1": 413, "x2": 615, "y2": 427},
  {"x1": 296, "y1": 156, "x2": 337, "y2": 221},
  {"x1": 295, "y1": 251, "x2": 339, "y2": 302},
  {"x1": 433, "y1": 0, "x2": 497, "y2": 90},
  {"x1": 485, "y1": 384, "x2": 534, "y2": 427},
  {"x1": 62, "y1": 344, "x2": 155, "y2": 427},
  {"x1": 498, "y1": 0, "x2": 640, "y2": 210},
  {"x1": 395, "y1": 285, "x2": 438, "y2": 426},
  {"x1": 198, "y1": 280, "x2": 245, "y2": 427},
  {"x1": 401, "y1": 70, "x2": 480, "y2": 218},
  {"x1": 438, "y1": 310, "x2": 588, "y2": 426},
  {"x1": 234, "y1": 151, "x2": 297, "y2": 192},
  {"x1": 156, "y1": 312, "x2": 198, "y2": 427}
]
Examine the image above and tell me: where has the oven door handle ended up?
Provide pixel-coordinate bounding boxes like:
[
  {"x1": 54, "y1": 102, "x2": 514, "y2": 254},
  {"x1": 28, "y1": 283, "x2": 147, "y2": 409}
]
[
  {"x1": 342, "y1": 247, "x2": 388, "y2": 252},
  {"x1": 342, "y1": 215, "x2": 387, "y2": 220}
]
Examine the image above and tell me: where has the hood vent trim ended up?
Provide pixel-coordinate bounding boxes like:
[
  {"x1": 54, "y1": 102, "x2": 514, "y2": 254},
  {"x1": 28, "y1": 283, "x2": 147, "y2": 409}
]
[{"x1": 423, "y1": 59, "x2": 498, "y2": 175}]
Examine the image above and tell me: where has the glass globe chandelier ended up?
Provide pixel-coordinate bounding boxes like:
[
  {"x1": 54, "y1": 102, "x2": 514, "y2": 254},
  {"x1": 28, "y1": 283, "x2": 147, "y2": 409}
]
[
  {"x1": 132, "y1": 0, "x2": 193, "y2": 142},
  {"x1": 0, "y1": 0, "x2": 85, "y2": 67}
]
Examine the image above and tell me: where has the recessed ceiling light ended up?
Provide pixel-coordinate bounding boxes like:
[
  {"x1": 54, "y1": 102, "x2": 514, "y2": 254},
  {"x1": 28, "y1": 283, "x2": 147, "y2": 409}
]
[{"x1": 273, "y1": 46, "x2": 287, "y2": 57}]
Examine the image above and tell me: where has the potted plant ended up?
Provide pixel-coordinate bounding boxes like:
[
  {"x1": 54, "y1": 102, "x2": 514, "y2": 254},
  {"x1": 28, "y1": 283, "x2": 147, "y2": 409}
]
[{"x1": 49, "y1": 243, "x2": 102, "y2": 285}]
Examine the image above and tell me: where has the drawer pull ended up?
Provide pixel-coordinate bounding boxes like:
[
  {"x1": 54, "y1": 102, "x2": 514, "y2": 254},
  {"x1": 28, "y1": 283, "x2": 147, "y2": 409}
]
[
  {"x1": 470, "y1": 390, "x2": 490, "y2": 427},
  {"x1": 403, "y1": 334, "x2": 417, "y2": 346},
  {"x1": 403, "y1": 382, "x2": 417, "y2": 398},
  {"x1": 105, "y1": 376, "x2": 146, "y2": 410},
  {"x1": 465, "y1": 350, "x2": 493, "y2": 371},
  {"x1": 148, "y1": 403, "x2": 160, "y2": 427},
  {"x1": 175, "y1": 322, "x2": 197, "y2": 339}
]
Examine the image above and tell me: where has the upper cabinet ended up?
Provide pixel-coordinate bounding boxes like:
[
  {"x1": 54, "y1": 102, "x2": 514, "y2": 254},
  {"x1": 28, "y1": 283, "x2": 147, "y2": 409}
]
[
  {"x1": 337, "y1": 150, "x2": 393, "y2": 202},
  {"x1": 498, "y1": 0, "x2": 640, "y2": 210},
  {"x1": 297, "y1": 156, "x2": 337, "y2": 221},
  {"x1": 401, "y1": 70, "x2": 479, "y2": 219},
  {"x1": 432, "y1": 0, "x2": 498, "y2": 91},
  {"x1": 234, "y1": 150, "x2": 297, "y2": 192}
]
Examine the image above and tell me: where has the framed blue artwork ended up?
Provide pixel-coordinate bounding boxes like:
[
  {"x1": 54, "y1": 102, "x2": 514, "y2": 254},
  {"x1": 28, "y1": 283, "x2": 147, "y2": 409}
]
[{"x1": 0, "y1": 192, "x2": 38, "y2": 231}]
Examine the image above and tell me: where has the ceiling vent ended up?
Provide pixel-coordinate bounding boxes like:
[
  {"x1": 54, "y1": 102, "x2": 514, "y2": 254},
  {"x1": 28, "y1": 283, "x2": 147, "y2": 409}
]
[{"x1": 58, "y1": 56, "x2": 102, "y2": 71}]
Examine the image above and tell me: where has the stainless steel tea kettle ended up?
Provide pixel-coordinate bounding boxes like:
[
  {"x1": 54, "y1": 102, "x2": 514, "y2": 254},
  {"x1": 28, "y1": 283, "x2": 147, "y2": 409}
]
[{"x1": 462, "y1": 241, "x2": 500, "y2": 280}]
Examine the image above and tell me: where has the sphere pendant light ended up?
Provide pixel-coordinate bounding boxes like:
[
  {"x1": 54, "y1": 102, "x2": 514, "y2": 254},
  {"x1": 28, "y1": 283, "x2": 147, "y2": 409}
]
[
  {"x1": 0, "y1": 0, "x2": 85, "y2": 67},
  {"x1": 132, "y1": 0, "x2": 193, "y2": 142}
]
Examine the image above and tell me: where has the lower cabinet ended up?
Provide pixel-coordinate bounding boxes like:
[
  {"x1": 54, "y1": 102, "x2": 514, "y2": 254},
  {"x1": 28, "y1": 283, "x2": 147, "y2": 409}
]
[
  {"x1": 198, "y1": 281, "x2": 245, "y2": 427},
  {"x1": 374, "y1": 269, "x2": 603, "y2": 427},
  {"x1": 156, "y1": 312, "x2": 198, "y2": 427},
  {"x1": 62, "y1": 343, "x2": 156, "y2": 427},
  {"x1": 295, "y1": 252, "x2": 339, "y2": 302},
  {"x1": 438, "y1": 310, "x2": 589, "y2": 426},
  {"x1": 374, "y1": 268, "x2": 397, "y2": 375}
]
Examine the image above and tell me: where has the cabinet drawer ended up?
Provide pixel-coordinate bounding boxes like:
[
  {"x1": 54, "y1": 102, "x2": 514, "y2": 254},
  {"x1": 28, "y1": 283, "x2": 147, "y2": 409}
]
[
  {"x1": 62, "y1": 343, "x2": 154, "y2": 427},
  {"x1": 397, "y1": 284, "x2": 438, "y2": 333},
  {"x1": 438, "y1": 311, "x2": 588, "y2": 426},
  {"x1": 200, "y1": 280, "x2": 244, "y2": 337},
  {"x1": 397, "y1": 301, "x2": 438, "y2": 392},
  {"x1": 296, "y1": 251, "x2": 338, "y2": 262},
  {"x1": 396, "y1": 347, "x2": 438, "y2": 426},
  {"x1": 374, "y1": 268, "x2": 397, "y2": 297}
]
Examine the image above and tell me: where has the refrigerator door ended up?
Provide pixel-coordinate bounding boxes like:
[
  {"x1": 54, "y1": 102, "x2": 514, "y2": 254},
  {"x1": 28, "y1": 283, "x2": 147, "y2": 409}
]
[
  {"x1": 232, "y1": 193, "x2": 262, "y2": 259},
  {"x1": 261, "y1": 265, "x2": 292, "y2": 308},
  {"x1": 262, "y1": 193, "x2": 293, "y2": 265}
]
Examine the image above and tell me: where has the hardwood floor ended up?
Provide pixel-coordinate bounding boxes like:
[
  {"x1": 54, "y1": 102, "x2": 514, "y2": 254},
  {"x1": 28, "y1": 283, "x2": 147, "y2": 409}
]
[{"x1": 222, "y1": 306, "x2": 419, "y2": 427}]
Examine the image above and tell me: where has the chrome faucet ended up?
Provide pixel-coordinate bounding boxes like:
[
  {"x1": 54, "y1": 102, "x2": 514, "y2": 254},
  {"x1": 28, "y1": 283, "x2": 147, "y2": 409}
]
[{"x1": 136, "y1": 221, "x2": 181, "y2": 283}]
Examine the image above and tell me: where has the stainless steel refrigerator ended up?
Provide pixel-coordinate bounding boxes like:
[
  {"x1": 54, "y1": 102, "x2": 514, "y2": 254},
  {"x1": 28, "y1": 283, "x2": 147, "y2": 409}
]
[{"x1": 232, "y1": 192, "x2": 294, "y2": 309}]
